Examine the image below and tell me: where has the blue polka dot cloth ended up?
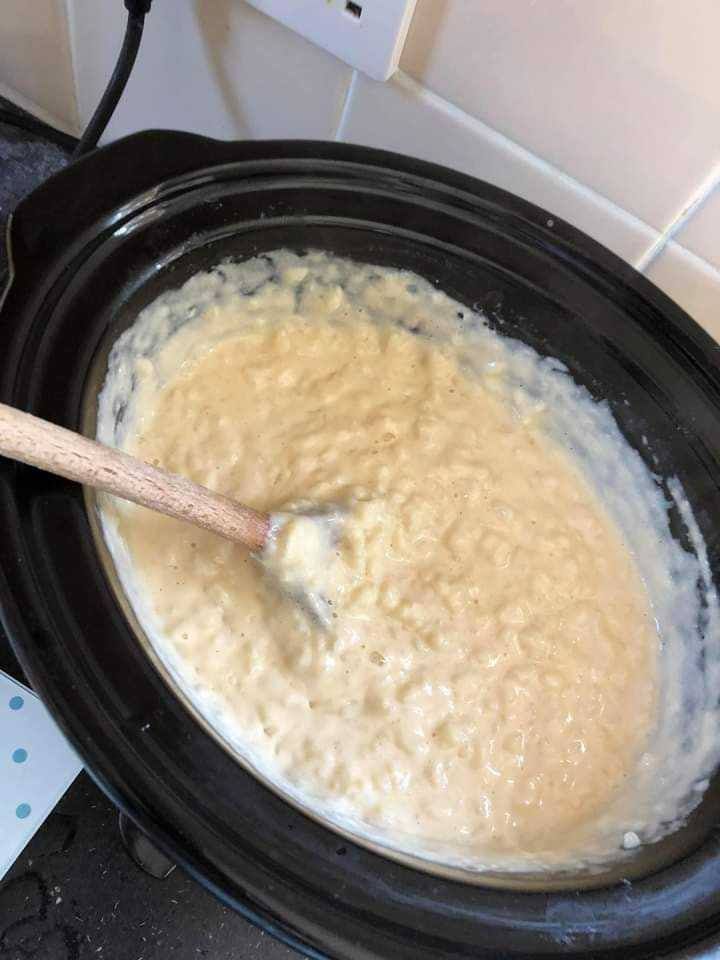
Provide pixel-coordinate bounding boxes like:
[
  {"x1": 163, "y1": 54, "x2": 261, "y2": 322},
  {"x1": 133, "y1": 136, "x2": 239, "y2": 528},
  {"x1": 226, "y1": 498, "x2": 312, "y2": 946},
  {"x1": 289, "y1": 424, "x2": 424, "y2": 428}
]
[{"x1": 1, "y1": 670, "x2": 82, "y2": 880}]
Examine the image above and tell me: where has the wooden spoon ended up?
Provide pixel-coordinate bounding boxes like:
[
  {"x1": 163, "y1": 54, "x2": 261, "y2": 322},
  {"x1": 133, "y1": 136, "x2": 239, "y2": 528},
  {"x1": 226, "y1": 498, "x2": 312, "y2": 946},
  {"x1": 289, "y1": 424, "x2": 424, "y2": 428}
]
[{"x1": 0, "y1": 402, "x2": 271, "y2": 551}]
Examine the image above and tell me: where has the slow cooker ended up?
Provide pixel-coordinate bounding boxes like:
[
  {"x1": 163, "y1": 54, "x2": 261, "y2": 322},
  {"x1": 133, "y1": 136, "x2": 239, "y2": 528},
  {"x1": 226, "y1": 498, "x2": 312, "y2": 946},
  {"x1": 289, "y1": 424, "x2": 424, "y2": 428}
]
[{"x1": 2, "y1": 131, "x2": 720, "y2": 958}]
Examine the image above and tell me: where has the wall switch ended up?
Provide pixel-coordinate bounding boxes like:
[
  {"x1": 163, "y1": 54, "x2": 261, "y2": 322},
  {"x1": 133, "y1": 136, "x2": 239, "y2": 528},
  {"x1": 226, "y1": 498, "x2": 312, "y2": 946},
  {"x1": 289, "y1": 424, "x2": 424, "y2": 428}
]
[{"x1": 244, "y1": 0, "x2": 417, "y2": 81}]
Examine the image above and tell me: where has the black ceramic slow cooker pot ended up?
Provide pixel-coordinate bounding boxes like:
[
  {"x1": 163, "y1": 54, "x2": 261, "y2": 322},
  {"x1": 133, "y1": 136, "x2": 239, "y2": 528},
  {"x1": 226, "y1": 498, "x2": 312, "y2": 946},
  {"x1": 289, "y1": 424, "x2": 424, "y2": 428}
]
[{"x1": 2, "y1": 132, "x2": 720, "y2": 959}]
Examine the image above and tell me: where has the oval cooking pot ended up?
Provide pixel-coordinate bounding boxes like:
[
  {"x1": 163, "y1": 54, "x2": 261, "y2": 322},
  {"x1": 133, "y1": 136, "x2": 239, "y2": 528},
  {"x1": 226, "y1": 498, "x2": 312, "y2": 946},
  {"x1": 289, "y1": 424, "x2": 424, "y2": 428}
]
[{"x1": 2, "y1": 132, "x2": 720, "y2": 959}]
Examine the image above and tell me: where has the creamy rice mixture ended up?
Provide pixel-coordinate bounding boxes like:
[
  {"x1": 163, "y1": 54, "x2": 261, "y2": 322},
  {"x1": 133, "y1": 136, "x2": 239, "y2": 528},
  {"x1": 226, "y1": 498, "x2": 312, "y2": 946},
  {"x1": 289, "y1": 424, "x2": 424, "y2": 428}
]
[{"x1": 97, "y1": 251, "x2": 720, "y2": 870}]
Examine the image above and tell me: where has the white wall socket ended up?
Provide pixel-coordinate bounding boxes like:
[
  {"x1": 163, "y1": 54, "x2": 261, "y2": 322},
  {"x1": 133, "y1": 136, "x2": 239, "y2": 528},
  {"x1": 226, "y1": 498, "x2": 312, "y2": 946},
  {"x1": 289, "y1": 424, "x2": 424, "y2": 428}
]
[{"x1": 244, "y1": 0, "x2": 418, "y2": 81}]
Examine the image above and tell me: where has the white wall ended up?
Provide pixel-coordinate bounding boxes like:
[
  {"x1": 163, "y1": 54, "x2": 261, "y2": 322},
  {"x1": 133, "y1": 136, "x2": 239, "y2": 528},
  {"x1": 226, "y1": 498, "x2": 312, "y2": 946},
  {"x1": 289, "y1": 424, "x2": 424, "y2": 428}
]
[
  {"x1": 0, "y1": 0, "x2": 78, "y2": 132},
  {"x1": 11, "y1": 0, "x2": 720, "y2": 335},
  {"x1": 399, "y1": 0, "x2": 720, "y2": 335},
  {"x1": 68, "y1": 0, "x2": 353, "y2": 141}
]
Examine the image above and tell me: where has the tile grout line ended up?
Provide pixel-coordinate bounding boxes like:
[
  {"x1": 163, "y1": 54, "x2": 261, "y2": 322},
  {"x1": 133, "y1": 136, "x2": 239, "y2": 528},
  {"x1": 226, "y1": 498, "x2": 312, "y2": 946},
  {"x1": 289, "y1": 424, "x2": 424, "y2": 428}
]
[
  {"x1": 393, "y1": 71, "x2": 720, "y2": 278},
  {"x1": 634, "y1": 162, "x2": 720, "y2": 274},
  {"x1": 331, "y1": 68, "x2": 719, "y2": 278},
  {"x1": 391, "y1": 70, "x2": 657, "y2": 239},
  {"x1": 62, "y1": 0, "x2": 83, "y2": 133},
  {"x1": 333, "y1": 69, "x2": 358, "y2": 143}
]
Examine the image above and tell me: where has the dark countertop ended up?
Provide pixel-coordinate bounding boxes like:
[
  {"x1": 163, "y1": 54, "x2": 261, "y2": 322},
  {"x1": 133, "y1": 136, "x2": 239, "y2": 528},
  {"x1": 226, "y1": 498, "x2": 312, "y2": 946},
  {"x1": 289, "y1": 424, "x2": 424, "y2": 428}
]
[
  {"x1": 0, "y1": 99, "x2": 299, "y2": 960},
  {"x1": 1, "y1": 775, "x2": 297, "y2": 960}
]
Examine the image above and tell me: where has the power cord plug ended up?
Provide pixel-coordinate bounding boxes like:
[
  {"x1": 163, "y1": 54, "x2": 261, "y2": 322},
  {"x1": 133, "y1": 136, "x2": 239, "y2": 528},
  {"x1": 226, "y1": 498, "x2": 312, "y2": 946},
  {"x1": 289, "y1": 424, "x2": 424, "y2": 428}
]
[{"x1": 124, "y1": 0, "x2": 153, "y2": 12}]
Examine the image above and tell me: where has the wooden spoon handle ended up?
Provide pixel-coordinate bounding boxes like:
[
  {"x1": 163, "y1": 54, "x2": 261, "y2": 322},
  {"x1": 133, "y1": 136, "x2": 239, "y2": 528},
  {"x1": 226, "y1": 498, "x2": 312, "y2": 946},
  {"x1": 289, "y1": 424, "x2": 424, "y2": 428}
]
[{"x1": 0, "y1": 402, "x2": 270, "y2": 551}]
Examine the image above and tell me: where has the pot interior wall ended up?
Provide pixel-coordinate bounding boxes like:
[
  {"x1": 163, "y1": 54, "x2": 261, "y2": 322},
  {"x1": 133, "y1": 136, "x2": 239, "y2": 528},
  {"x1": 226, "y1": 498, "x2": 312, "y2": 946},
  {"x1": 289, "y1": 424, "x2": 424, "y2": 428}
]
[{"x1": 80, "y1": 213, "x2": 720, "y2": 886}]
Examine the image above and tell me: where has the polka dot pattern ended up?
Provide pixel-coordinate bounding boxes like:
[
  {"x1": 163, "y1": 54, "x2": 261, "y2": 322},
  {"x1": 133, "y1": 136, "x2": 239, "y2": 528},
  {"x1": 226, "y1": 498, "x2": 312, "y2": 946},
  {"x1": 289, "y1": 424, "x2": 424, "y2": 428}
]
[
  {"x1": 2, "y1": 674, "x2": 82, "y2": 878},
  {"x1": 7, "y1": 694, "x2": 31, "y2": 827}
]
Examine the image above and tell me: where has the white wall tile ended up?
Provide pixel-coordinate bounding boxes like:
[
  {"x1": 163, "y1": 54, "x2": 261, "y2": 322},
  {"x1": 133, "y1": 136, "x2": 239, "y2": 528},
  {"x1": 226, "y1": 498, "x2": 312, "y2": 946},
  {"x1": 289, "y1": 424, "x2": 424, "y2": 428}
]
[
  {"x1": 340, "y1": 72, "x2": 657, "y2": 266},
  {"x1": 0, "y1": 0, "x2": 78, "y2": 131},
  {"x1": 68, "y1": 0, "x2": 352, "y2": 143},
  {"x1": 644, "y1": 243, "x2": 720, "y2": 342},
  {"x1": 671, "y1": 181, "x2": 720, "y2": 272},
  {"x1": 402, "y1": 0, "x2": 720, "y2": 232}
]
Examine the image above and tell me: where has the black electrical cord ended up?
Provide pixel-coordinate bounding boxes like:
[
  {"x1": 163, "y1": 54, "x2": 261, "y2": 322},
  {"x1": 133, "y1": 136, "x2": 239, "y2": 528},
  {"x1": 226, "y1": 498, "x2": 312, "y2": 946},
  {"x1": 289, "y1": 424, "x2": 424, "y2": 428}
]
[
  {"x1": 0, "y1": 1, "x2": 151, "y2": 158},
  {"x1": 0, "y1": 1, "x2": 151, "y2": 159},
  {"x1": 73, "y1": 0, "x2": 153, "y2": 159}
]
